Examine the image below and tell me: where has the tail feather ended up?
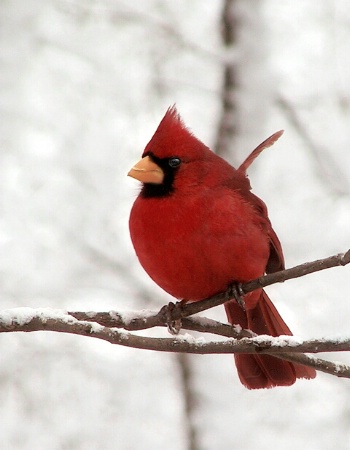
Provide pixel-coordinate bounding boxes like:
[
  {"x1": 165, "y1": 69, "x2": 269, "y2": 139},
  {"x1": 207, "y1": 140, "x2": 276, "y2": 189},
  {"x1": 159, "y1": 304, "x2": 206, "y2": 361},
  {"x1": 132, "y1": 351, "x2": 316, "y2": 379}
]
[
  {"x1": 225, "y1": 290, "x2": 316, "y2": 389},
  {"x1": 235, "y1": 354, "x2": 296, "y2": 389}
]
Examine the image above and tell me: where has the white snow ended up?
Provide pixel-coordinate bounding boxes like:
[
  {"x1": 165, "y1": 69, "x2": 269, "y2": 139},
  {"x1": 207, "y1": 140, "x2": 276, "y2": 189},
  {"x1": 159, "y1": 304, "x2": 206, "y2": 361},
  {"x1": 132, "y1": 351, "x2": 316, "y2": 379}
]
[
  {"x1": 116, "y1": 308, "x2": 157, "y2": 325},
  {"x1": 0, "y1": 307, "x2": 36, "y2": 327},
  {"x1": 0, "y1": 307, "x2": 74, "y2": 327}
]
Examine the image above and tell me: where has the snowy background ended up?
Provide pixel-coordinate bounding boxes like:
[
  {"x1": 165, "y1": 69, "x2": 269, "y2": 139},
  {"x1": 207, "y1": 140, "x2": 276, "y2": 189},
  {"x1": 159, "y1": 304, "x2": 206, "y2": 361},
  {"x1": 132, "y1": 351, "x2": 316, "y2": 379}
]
[{"x1": 1, "y1": 1, "x2": 350, "y2": 449}]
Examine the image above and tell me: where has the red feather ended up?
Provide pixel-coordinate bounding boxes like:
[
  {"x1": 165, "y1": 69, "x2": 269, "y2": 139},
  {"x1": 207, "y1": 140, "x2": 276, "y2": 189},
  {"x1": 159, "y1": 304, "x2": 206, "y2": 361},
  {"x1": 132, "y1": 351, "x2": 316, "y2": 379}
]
[{"x1": 129, "y1": 107, "x2": 316, "y2": 389}]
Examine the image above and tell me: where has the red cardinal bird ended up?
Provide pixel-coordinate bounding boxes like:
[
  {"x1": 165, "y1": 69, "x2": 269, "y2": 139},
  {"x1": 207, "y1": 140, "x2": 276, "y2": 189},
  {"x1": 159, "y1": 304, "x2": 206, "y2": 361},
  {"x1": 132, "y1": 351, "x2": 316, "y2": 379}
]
[{"x1": 128, "y1": 107, "x2": 316, "y2": 389}]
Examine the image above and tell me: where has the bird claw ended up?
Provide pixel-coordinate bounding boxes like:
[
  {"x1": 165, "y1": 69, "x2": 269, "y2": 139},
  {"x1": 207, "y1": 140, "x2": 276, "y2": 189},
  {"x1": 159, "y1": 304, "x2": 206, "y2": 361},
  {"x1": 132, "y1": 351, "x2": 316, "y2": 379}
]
[
  {"x1": 227, "y1": 283, "x2": 246, "y2": 311},
  {"x1": 164, "y1": 301, "x2": 183, "y2": 335}
]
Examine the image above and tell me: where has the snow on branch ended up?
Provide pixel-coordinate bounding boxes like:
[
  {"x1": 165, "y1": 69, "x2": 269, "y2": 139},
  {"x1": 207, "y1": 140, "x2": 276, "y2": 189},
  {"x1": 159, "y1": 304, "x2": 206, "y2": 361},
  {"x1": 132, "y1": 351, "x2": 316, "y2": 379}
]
[{"x1": 0, "y1": 250, "x2": 349, "y2": 381}]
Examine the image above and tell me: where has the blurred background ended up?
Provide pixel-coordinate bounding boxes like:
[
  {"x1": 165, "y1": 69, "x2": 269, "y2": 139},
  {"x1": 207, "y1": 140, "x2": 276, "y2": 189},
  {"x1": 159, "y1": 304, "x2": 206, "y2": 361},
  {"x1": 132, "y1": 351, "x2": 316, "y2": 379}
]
[{"x1": 1, "y1": 1, "x2": 350, "y2": 449}]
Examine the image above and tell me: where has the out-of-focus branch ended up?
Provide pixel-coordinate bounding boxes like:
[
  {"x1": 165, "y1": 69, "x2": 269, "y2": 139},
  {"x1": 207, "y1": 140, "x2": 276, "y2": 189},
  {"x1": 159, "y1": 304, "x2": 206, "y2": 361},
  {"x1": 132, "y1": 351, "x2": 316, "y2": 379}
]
[{"x1": 278, "y1": 95, "x2": 350, "y2": 196}]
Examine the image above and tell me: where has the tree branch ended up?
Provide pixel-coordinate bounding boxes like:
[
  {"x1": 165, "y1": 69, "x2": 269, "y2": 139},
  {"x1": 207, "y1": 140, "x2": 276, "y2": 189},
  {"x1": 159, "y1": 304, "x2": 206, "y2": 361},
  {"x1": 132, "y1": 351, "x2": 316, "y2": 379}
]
[
  {"x1": 1, "y1": 308, "x2": 350, "y2": 380},
  {"x1": 1, "y1": 250, "x2": 349, "y2": 382},
  {"x1": 70, "y1": 249, "x2": 350, "y2": 328}
]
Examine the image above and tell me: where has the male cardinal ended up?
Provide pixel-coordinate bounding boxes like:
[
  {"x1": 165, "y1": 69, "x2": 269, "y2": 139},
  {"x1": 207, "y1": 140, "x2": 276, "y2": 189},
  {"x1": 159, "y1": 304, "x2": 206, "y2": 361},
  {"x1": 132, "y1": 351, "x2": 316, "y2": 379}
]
[{"x1": 128, "y1": 106, "x2": 316, "y2": 389}]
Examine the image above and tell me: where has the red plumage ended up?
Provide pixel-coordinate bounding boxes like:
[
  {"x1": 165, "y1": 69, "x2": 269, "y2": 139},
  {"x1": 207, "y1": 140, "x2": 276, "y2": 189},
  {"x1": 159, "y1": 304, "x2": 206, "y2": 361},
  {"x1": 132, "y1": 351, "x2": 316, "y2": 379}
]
[{"x1": 128, "y1": 107, "x2": 316, "y2": 389}]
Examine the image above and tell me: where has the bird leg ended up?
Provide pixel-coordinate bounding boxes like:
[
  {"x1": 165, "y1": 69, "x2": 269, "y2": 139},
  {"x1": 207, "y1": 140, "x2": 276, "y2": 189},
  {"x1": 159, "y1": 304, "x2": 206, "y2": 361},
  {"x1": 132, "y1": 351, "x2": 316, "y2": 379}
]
[
  {"x1": 162, "y1": 301, "x2": 183, "y2": 335},
  {"x1": 227, "y1": 282, "x2": 246, "y2": 311}
]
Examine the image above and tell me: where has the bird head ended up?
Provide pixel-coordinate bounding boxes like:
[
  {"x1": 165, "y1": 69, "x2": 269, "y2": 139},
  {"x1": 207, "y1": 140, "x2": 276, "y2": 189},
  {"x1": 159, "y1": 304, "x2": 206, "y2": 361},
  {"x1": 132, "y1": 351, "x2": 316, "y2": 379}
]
[{"x1": 128, "y1": 106, "x2": 229, "y2": 197}]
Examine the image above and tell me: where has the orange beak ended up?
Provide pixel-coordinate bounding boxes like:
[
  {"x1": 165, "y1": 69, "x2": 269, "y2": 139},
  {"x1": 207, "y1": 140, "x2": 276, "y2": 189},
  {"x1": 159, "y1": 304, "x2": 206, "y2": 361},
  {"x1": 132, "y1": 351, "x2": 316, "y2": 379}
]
[{"x1": 128, "y1": 155, "x2": 164, "y2": 184}]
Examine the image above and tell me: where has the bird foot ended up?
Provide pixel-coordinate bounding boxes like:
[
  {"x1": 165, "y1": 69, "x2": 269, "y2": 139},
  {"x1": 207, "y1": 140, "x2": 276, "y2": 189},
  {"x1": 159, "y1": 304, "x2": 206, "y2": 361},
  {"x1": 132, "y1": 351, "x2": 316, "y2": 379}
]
[
  {"x1": 227, "y1": 282, "x2": 246, "y2": 311},
  {"x1": 163, "y1": 301, "x2": 183, "y2": 335}
]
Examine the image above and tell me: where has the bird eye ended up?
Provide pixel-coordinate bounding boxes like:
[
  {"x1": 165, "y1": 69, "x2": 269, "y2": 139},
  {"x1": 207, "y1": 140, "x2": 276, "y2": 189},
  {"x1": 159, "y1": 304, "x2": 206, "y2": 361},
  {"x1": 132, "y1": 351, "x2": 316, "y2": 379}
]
[{"x1": 168, "y1": 157, "x2": 181, "y2": 168}]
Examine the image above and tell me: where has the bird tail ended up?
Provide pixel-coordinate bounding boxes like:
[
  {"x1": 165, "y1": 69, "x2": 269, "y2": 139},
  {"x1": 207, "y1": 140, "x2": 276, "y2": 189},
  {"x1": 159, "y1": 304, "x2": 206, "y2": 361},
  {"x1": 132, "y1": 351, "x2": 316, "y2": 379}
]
[{"x1": 224, "y1": 290, "x2": 316, "y2": 389}]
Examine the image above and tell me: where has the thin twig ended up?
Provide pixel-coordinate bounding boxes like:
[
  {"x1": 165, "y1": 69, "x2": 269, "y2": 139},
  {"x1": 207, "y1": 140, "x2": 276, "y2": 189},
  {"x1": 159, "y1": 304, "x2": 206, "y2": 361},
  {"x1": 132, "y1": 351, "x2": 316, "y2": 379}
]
[{"x1": 70, "y1": 250, "x2": 350, "y2": 329}]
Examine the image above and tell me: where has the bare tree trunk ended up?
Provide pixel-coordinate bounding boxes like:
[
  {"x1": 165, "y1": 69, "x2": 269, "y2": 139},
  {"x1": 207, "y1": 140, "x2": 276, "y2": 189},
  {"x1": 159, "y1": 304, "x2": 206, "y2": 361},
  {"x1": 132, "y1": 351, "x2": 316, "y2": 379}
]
[
  {"x1": 214, "y1": 0, "x2": 270, "y2": 164},
  {"x1": 213, "y1": 0, "x2": 238, "y2": 160},
  {"x1": 176, "y1": 353, "x2": 199, "y2": 450}
]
